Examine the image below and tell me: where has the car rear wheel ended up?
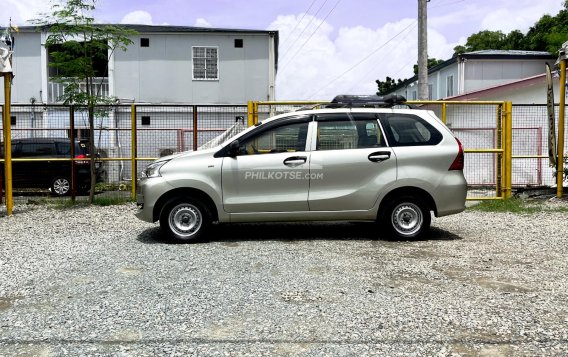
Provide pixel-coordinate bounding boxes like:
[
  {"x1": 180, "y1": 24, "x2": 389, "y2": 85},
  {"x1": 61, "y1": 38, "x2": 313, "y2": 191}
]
[
  {"x1": 159, "y1": 198, "x2": 211, "y2": 243},
  {"x1": 50, "y1": 177, "x2": 71, "y2": 196},
  {"x1": 380, "y1": 196, "x2": 431, "y2": 240}
]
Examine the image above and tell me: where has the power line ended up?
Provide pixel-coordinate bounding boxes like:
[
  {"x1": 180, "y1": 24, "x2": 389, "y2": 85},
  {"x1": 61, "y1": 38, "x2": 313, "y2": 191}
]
[
  {"x1": 306, "y1": 20, "x2": 417, "y2": 99},
  {"x1": 429, "y1": 0, "x2": 466, "y2": 9},
  {"x1": 279, "y1": 0, "x2": 319, "y2": 49},
  {"x1": 279, "y1": 0, "x2": 342, "y2": 70},
  {"x1": 279, "y1": 0, "x2": 330, "y2": 61},
  {"x1": 344, "y1": 22, "x2": 417, "y2": 93}
]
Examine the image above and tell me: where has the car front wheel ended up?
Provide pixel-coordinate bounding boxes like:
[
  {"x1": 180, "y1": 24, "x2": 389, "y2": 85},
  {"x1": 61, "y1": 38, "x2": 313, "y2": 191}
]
[
  {"x1": 159, "y1": 198, "x2": 211, "y2": 243},
  {"x1": 380, "y1": 196, "x2": 431, "y2": 240}
]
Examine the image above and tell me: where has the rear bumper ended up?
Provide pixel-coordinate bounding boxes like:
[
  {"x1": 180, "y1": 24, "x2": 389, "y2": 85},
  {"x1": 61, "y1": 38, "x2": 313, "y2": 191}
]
[{"x1": 434, "y1": 172, "x2": 467, "y2": 217}]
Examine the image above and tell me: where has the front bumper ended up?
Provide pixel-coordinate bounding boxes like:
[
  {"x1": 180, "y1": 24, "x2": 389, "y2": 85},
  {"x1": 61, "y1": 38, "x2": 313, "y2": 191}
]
[{"x1": 135, "y1": 176, "x2": 173, "y2": 223}]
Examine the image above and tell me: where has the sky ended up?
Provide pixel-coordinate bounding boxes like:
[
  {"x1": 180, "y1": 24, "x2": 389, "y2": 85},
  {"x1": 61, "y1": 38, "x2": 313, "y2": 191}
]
[{"x1": 1, "y1": 0, "x2": 564, "y2": 100}]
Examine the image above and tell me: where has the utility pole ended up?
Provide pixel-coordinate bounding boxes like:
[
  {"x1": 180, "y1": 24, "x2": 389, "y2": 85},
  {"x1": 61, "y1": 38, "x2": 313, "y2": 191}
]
[{"x1": 418, "y1": 0, "x2": 429, "y2": 100}]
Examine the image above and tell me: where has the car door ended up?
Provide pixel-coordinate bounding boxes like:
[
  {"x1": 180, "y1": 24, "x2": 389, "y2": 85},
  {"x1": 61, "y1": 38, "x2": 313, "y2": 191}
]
[
  {"x1": 308, "y1": 113, "x2": 397, "y2": 211},
  {"x1": 15, "y1": 141, "x2": 58, "y2": 188},
  {"x1": 221, "y1": 116, "x2": 312, "y2": 213}
]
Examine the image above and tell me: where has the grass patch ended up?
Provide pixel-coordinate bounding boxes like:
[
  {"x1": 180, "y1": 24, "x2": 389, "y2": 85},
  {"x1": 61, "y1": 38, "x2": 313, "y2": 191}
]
[
  {"x1": 24, "y1": 195, "x2": 133, "y2": 208},
  {"x1": 92, "y1": 196, "x2": 133, "y2": 206},
  {"x1": 468, "y1": 198, "x2": 561, "y2": 213}
]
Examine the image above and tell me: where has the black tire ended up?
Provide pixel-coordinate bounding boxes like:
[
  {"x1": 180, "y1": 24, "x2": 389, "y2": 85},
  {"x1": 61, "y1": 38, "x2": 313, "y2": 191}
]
[
  {"x1": 50, "y1": 177, "x2": 71, "y2": 196},
  {"x1": 159, "y1": 197, "x2": 211, "y2": 243},
  {"x1": 380, "y1": 196, "x2": 431, "y2": 240}
]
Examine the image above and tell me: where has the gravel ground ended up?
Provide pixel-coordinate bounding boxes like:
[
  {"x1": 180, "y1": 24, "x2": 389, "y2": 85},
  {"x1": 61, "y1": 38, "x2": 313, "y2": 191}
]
[{"x1": 0, "y1": 200, "x2": 567, "y2": 356}]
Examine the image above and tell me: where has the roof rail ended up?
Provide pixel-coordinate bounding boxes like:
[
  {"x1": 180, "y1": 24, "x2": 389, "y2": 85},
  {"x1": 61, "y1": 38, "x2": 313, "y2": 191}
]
[{"x1": 326, "y1": 94, "x2": 407, "y2": 108}]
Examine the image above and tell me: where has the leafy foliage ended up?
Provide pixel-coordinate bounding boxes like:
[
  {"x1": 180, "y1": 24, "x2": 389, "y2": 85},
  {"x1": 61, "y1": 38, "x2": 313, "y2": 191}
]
[
  {"x1": 413, "y1": 58, "x2": 445, "y2": 75},
  {"x1": 33, "y1": 0, "x2": 137, "y2": 202},
  {"x1": 376, "y1": 58, "x2": 444, "y2": 94},
  {"x1": 376, "y1": 76, "x2": 404, "y2": 94},
  {"x1": 453, "y1": 4, "x2": 568, "y2": 55},
  {"x1": 34, "y1": 0, "x2": 136, "y2": 106}
]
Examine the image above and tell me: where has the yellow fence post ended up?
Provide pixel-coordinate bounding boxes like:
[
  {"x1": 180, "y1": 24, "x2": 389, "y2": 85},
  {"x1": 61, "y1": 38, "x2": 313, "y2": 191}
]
[
  {"x1": 253, "y1": 102, "x2": 259, "y2": 125},
  {"x1": 557, "y1": 59, "x2": 566, "y2": 198},
  {"x1": 495, "y1": 103, "x2": 504, "y2": 199},
  {"x1": 2, "y1": 73, "x2": 13, "y2": 215},
  {"x1": 247, "y1": 101, "x2": 254, "y2": 127},
  {"x1": 441, "y1": 102, "x2": 447, "y2": 124},
  {"x1": 131, "y1": 104, "x2": 137, "y2": 201},
  {"x1": 504, "y1": 101, "x2": 513, "y2": 199}
]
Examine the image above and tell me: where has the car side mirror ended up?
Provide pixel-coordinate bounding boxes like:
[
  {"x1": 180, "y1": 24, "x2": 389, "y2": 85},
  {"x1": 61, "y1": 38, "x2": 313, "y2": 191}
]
[{"x1": 228, "y1": 140, "x2": 240, "y2": 157}]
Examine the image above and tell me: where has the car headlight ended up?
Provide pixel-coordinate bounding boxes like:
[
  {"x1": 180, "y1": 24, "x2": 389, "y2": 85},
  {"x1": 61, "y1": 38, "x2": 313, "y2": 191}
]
[{"x1": 142, "y1": 160, "x2": 169, "y2": 178}]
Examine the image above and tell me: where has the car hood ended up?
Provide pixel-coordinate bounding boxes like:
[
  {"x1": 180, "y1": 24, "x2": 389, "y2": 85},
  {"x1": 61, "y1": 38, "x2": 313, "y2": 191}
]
[{"x1": 156, "y1": 147, "x2": 220, "y2": 163}]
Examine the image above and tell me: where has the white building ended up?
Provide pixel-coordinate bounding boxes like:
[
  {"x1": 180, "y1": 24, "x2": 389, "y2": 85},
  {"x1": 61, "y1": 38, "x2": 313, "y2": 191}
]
[
  {"x1": 387, "y1": 50, "x2": 555, "y2": 102},
  {"x1": 1, "y1": 25, "x2": 278, "y2": 183},
  {"x1": 2, "y1": 24, "x2": 278, "y2": 105}
]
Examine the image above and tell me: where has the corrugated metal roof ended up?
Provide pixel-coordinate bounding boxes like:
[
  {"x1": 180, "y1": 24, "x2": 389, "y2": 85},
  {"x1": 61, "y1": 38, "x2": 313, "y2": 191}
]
[
  {"x1": 122, "y1": 24, "x2": 277, "y2": 35},
  {"x1": 12, "y1": 24, "x2": 277, "y2": 35},
  {"x1": 465, "y1": 50, "x2": 552, "y2": 56}
]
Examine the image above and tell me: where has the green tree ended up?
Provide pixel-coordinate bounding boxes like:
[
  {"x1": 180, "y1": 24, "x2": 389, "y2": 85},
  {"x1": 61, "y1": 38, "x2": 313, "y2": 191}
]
[
  {"x1": 376, "y1": 76, "x2": 404, "y2": 94},
  {"x1": 453, "y1": 30, "x2": 507, "y2": 54},
  {"x1": 524, "y1": 5, "x2": 568, "y2": 53},
  {"x1": 503, "y1": 30, "x2": 526, "y2": 50},
  {"x1": 413, "y1": 58, "x2": 445, "y2": 75},
  {"x1": 33, "y1": 0, "x2": 136, "y2": 202},
  {"x1": 375, "y1": 58, "x2": 444, "y2": 94},
  {"x1": 453, "y1": 4, "x2": 568, "y2": 55}
]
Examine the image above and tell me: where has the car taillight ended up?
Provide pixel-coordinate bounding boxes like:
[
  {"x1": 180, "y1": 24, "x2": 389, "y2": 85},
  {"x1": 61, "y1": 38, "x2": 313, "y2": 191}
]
[
  {"x1": 75, "y1": 154, "x2": 89, "y2": 165},
  {"x1": 449, "y1": 137, "x2": 464, "y2": 171}
]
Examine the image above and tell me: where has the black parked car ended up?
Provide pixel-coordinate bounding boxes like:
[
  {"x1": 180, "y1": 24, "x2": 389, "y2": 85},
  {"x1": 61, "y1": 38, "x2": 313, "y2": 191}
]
[{"x1": 1, "y1": 137, "x2": 103, "y2": 196}]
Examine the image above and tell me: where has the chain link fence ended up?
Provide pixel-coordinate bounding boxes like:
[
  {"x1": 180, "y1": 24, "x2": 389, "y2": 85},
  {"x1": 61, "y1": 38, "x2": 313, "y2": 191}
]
[
  {"x1": 511, "y1": 104, "x2": 562, "y2": 187},
  {"x1": 1, "y1": 104, "x2": 246, "y2": 204},
  {"x1": 1, "y1": 102, "x2": 566, "y2": 208}
]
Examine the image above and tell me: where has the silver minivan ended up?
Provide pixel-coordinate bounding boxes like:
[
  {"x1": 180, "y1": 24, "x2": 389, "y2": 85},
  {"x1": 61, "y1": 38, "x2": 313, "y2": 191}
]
[{"x1": 136, "y1": 95, "x2": 467, "y2": 242}]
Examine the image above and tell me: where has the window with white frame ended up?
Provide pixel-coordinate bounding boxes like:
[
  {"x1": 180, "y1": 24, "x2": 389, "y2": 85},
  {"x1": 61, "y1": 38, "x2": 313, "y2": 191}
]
[
  {"x1": 446, "y1": 75, "x2": 454, "y2": 97},
  {"x1": 428, "y1": 84, "x2": 433, "y2": 100},
  {"x1": 192, "y1": 46, "x2": 219, "y2": 80}
]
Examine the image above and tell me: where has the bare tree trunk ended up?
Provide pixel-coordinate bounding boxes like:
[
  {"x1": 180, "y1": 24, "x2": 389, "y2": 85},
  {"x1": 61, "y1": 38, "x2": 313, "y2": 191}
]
[{"x1": 88, "y1": 90, "x2": 97, "y2": 203}]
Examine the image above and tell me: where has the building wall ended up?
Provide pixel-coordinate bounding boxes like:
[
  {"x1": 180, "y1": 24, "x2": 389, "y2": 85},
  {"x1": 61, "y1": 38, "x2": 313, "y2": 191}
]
[
  {"x1": 113, "y1": 33, "x2": 272, "y2": 104},
  {"x1": 437, "y1": 63, "x2": 459, "y2": 98},
  {"x1": 2, "y1": 30, "x2": 274, "y2": 104},
  {"x1": 391, "y1": 63, "x2": 459, "y2": 100},
  {"x1": 464, "y1": 59, "x2": 555, "y2": 93},
  {"x1": 0, "y1": 32, "x2": 43, "y2": 104}
]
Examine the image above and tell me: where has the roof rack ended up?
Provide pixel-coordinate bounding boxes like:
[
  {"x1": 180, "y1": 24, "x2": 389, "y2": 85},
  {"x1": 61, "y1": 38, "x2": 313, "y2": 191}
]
[{"x1": 326, "y1": 94, "x2": 407, "y2": 108}]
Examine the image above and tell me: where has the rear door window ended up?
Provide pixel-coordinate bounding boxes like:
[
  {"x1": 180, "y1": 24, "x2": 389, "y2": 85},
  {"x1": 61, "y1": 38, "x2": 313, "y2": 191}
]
[
  {"x1": 315, "y1": 113, "x2": 385, "y2": 150},
  {"x1": 19, "y1": 142, "x2": 56, "y2": 157},
  {"x1": 379, "y1": 113, "x2": 442, "y2": 146},
  {"x1": 55, "y1": 142, "x2": 71, "y2": 156}
]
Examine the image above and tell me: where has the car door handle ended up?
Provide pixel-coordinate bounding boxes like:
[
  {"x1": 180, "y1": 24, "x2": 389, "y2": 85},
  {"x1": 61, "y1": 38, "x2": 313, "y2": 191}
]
[
  {"x1": 368, "y1": 151, "x2": 391, "y2": 162},
  {"x1": 283, "y1": 156, "x2": 307, "y2": 167}
]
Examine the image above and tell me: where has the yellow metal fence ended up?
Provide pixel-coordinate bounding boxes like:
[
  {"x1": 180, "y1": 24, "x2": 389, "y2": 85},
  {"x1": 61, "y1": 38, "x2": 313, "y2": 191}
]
[{"x1": 2, "y1": 100, "x2": 567, "y2": 213}]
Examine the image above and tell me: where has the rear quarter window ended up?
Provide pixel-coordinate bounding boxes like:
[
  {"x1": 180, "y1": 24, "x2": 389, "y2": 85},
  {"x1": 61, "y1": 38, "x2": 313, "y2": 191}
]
[
  {"x1": 379, "y1": 113, "x2": 442, "y2": 146},
  {"x1": 19, "y1": 142, "x2": 56, "y2": 157}
]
